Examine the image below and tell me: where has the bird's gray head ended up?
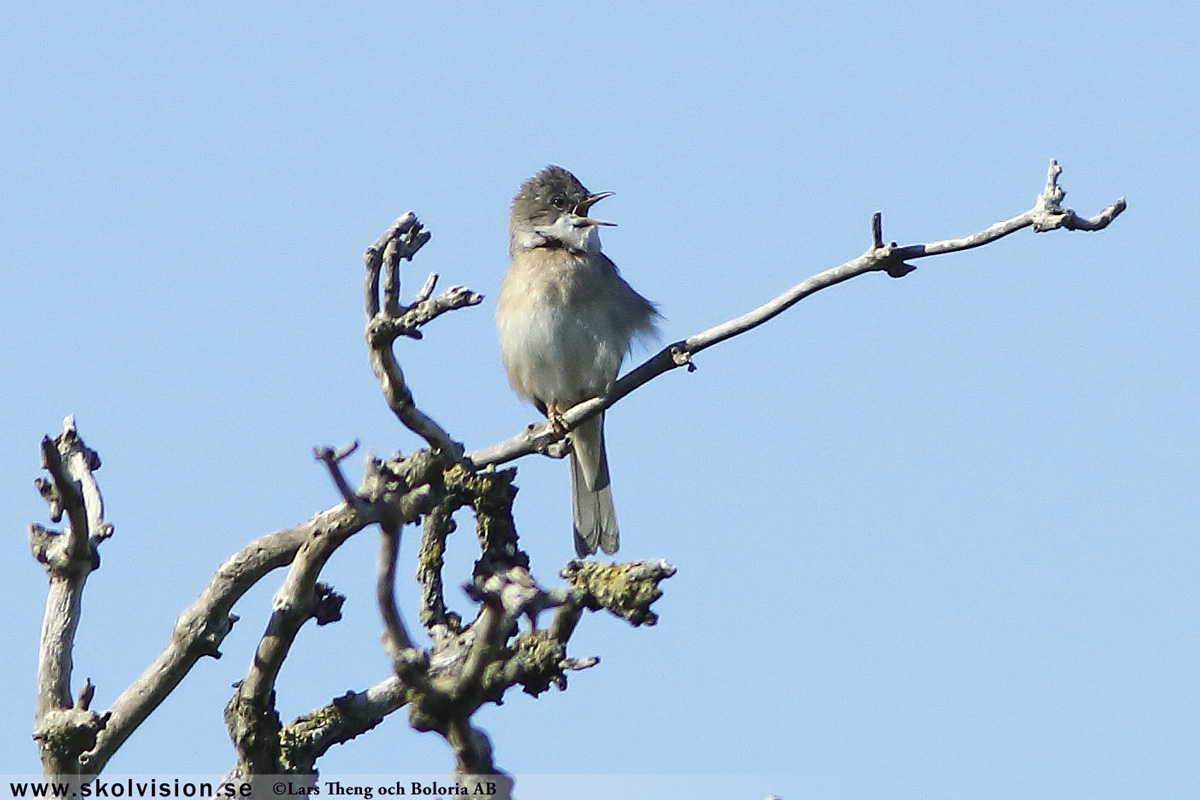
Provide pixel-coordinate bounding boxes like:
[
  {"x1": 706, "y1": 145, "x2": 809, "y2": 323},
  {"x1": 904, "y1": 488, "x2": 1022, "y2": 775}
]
[{"x1": 509, "y1": 165, "x2": 614, "y2": 255}]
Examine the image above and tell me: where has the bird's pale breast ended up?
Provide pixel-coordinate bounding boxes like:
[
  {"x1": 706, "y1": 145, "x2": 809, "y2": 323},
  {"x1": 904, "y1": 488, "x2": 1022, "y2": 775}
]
[{"x1": 498, "y1": 248, "x2": 633, "y2": 408}]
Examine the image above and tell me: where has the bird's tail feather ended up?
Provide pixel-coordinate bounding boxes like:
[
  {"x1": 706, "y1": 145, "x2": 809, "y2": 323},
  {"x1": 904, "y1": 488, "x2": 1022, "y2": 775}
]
[{"x1": 570, "y1": 416, "x2": 618, "y2": 556}]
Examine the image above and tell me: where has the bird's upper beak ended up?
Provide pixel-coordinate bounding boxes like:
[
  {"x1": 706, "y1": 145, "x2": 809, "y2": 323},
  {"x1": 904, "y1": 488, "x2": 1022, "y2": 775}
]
[{"x1": 573, "y1": 191, "x2": 616, "y2": 227}]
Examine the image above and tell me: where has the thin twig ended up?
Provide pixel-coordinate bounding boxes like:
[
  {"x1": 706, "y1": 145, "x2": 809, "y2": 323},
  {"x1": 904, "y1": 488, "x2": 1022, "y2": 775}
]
[{"x1": 314, "y1": 442, "x2": 361, "y2": 506}]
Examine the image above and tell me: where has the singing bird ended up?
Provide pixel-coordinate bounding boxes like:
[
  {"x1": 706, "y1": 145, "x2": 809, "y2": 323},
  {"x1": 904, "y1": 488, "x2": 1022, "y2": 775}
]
[{"x1": 497, "y1": 166, "x2": 659, "y2": 556}]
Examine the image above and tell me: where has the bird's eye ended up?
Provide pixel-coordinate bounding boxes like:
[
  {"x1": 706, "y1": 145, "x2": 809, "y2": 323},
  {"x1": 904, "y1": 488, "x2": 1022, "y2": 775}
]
[{"x1": 551, "y1": 196, "x2": 569, "y2": 211}]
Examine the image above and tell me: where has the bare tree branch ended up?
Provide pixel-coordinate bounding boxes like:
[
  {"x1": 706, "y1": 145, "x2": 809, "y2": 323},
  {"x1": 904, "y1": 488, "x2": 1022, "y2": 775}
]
[
  {"x1": 378, "y1": 523, "x2": 413, "y2": 649},
  {"x1": 314, "y1": 442, "x2": 362, "y2": 506},
  {"x1": 417, "y1": 502, "x2": 460, "y2": 630},
  {"x1": 256, "y1": 448, "x2": 667, "y2": 784},
  {"x1": 279, "y1": 678, "x2": 409, "y2": 772},
  {"x1": 55, "y1": 444, "x2": 466, "y2": 777},
  {"x1": 226, "y1": 452, "x2": 445, "y2": 777},
  {"x1": 550, "y1": 560, "x2": 676, "y2": 649},
  {"x1": 467, "y1": 160, "x2": 1127, "y2": 469},
  {"x1": 363, "y1": 215, "x2": 479, "y2": 458},
  {"x1": 276, "y1": 162, "x2": 1119, "y2": 781},
  {"x1": 364, "y1": 212, "x2": 430, "y2": 318},
  {"x1": 88, "y1": 506, "x2": 361, "y2": 775},
  {"x1": 31, "y1": 417, "x2": 112, "y2": 777}
]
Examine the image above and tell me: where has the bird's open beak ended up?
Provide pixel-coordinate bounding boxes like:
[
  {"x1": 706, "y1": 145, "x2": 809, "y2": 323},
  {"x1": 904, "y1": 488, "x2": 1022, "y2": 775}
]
[{"x1": 574, "y1": 191, "x2": 616, "y2": 227}]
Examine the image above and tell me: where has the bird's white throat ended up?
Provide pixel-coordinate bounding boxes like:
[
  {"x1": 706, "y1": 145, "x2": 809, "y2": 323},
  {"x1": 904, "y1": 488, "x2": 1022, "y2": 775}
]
[{"x1": 512, "y1": 215, "x2": 602, "y2": 255}]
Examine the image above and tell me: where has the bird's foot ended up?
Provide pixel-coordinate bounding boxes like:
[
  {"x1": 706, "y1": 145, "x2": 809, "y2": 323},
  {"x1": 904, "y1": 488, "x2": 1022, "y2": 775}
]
[{"x1": 546, "y1": 402, "x2": 568, "y2": 439}]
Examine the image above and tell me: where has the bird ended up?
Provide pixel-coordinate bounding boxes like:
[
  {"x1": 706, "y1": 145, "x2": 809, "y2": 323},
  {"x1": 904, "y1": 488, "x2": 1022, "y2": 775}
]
[{"x1": 497, "y1": 166, "x2": 659, "y2": 557}]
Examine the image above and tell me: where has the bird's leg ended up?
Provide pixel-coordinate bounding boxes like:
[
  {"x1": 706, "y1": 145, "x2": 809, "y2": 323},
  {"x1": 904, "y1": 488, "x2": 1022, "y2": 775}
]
[{"x1": 546, "y1": 401, "x2": 568, "y2": 439}]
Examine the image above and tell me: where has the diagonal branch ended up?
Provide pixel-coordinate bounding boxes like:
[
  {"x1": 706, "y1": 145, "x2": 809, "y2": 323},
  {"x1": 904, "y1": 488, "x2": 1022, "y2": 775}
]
[
  {"x1": 314, "y1": 442, "x2": 362, "y2": 506},
  {"x1": 225, "y1": 452, "x2": 444, "y2": 777},
  {"x1": 88, "y1": 506, "x2": 362, "y2": 775},
  {"x1": 226, "y1": 543, "x2": 350, "y2": 773},
  {"x1": 466, "y1": 160, "x2": 1126, "y2": 468},
  {"x1": 86, "y1": 450, "x2": 451, "y2": 776},
  {"x1": 279, "y1": 677, "x2": 410, "y2": 773}
]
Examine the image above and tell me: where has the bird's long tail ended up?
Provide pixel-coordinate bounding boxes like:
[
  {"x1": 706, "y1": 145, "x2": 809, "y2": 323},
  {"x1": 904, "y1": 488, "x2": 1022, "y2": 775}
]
[{"x1": 569, "y1": 414, "x2": 618, "y2": 556}]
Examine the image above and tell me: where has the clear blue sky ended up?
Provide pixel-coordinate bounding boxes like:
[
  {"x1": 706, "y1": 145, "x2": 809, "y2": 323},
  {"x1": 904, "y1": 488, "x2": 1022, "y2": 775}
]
[{"x1": 2, "y1": 2, "x2": 1195, "y2": 797}]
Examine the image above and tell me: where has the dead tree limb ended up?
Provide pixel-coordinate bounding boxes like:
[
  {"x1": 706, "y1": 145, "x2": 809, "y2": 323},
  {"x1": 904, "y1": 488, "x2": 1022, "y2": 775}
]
[{"x1": 30, "y1": 417, "x2": 112, "y2": 777}]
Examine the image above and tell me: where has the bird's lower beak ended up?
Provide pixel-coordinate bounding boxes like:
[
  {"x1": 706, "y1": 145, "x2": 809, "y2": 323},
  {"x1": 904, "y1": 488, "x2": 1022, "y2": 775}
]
[{"x1": 575, "y1": 191, "x2": 616, "y2": 226}]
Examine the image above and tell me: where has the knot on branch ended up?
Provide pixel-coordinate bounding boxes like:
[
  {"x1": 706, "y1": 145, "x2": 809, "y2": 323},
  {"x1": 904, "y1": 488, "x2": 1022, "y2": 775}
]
[
  {"x1": 361, "y1": 450, "x2": 450, "y2": 527},
  {"x1": 560, "y1": 559, "x2": 677, "y2": 626},
  {"x1": 33, "y1": 704, "x2": 110, "y2": 768},
  {"x1": 392, "y1": 647, "x2": 433, "y2": 687},
  {"x1": 224, "y1": 688, "x2": 284, "y2": 771},
  {"x1": 868, "y1": 213, "x2": 917, "y2": 278},
  {"x1": 192, "y1": 611, "x2": 239, "y2": 659},
  {"x1": 29, "y1": 523, "x2": 99, "y2": 577},
  {"x1": 467, "y1": 566, "x2": 569, "y2": 625},
  {"x1": 35, "y1": 477, "x2": 65, "y2": 523},
  {"x1": 313, "y1": 582, "x2": 346, "y2": 627},
  {"x1": 670, "y1": 344, "x2": 697, "y2": 371},
  {"x1": 503, "y1": 633, "x2": 571, "y2": 697}
]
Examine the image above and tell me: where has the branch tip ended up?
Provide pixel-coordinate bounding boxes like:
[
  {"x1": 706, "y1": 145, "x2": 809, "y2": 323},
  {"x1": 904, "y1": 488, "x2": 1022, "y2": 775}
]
[
  {"x1": 416, "y1": 272, "x2": 440, "y2": 303},
  {"x1": 78, "y1": 679, "x2": 96, "y2": 711},
  {"x1": 315, "y1": 443, "x2": 361, "y2": 505}
]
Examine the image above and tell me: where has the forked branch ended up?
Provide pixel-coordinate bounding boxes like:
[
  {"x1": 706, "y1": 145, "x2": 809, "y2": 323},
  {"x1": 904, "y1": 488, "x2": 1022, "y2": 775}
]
[
  {"x1": 364, "y1": 213, "x2": 481, "y2": 457},
  {"x1": 30, "y1": 417, "x2": 112, "y2": 777}
]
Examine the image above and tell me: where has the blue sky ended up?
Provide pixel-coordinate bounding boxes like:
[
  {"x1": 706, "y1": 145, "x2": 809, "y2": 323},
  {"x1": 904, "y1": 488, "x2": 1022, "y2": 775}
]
[{"x1": 2, "y1": 2, "x2": 1196, "y2": 797}]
